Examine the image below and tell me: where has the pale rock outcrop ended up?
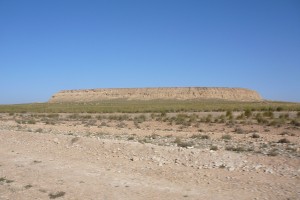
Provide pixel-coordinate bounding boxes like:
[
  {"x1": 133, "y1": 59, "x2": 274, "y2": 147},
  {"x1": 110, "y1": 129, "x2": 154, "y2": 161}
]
[{"x1": 49, "y1": 87, "x2": 262, "y2": 103}]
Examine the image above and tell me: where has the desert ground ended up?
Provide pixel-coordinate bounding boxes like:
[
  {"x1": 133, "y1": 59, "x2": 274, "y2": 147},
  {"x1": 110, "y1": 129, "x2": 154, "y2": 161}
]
[{"x1": 0, "y1": 111, "x2": 299, "y2": 199}]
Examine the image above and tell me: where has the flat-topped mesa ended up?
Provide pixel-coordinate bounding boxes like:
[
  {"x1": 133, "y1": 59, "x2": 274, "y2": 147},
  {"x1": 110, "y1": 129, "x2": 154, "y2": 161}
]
[{"x1": 49, "y1": 87, "x2": 262, "y2": 103}]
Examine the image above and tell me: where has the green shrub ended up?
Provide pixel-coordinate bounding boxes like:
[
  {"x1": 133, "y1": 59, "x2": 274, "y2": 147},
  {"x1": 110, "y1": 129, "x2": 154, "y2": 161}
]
[
  {"x1": 244, "y1": 109, "x2": 252, "y2": 118},
  {"x1": 269, "y1": 119, "x2": 285, "y2": 127},
  {"x1": 291, "y1": 119, "x2": 300, "y2": 127},
  {"x1": 134, "y1": 115, "x2": 146, "y2": 123},
  {"x1": 221, "y1": 134, "x2": 232, "y2": 140},
  {"x1": 263, "y1": 111, "x2": 274, "y2": 118},
  {"x1": 226, "y1": 110, "x2": 233, "y2": 118}
]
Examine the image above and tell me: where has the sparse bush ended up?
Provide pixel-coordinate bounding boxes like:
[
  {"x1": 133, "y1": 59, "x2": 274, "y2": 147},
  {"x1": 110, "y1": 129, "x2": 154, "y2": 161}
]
[
  {"x1": 150, "y1": 133, "x2": 159, "y2": 139},
  {"x1": 47, "y1": 114, "x2": 59, "y2": 118},
  {"x1": 205, "y1": 114, "x2": 212, "y2": 123},
  {"x1": 71, "y1": 137, "x2": 80, "y2": 144},
  {"x1": 128, "y1": 136, "x2": 135, "y2": 140},
  {"x1": 175, "y1": 114, "x2": 188, "y2": 125},
  {"x1": 278, "y1": 138, "x2": 290, "y2": 143},
  {"x1": 84, "y1": 120, "x2": 97, "y2": 126},
  {"x1": 27, "y1": 119, "x2": 36, "y2": 124},
  {"x1": 116, "y1": 122, "x2": 127, "y2": 128},
  {"x1": 174, "y1": 137, "x2": 193, "y2": 147},
  {"x1": 81, "y1": 115, "x2": 92, "y2": 119},
  {"x1": 244, "y1": 109, "x2": 252, "y2": 118},
  {"x1": 134, "y1": 121, "x2": 139, "y2": 128},
  {"x1": 49, "y1": 191, "x2": 66, "y2": 199},
  {"x1": 210, "y1": 145, "x2": 218, "y2": 151},
  {"x1": 191, "y1": 134, "x2": 210, "y2": 139},
  {"x1": 279, "y1": 113, "x2": 289, "y2": 119},
  {"x1": 263, "y1": 111, "x2": 274, "y2": 118},
  {"x1": 256, "y1": 114, "x2": 269, "y2": 124},
  {"x1": 45, "y1": 120, "x2": 56, "y2": 125},
  {"x1": 291, "y1": 119, "x2": 300, "y2": 127},
  {"x1": 226, "y1": 110, "x2": 233, "y2": 118},
  {"x1": 160, "y1": 111, "x2": 167, "y2": 117},
  {"x1": 221, "y1": 134, "x2": 232, "y2": 140},
  {"x1": 177, "y1": 141, "x2": 194, "y2": 148},
  {"x1": 96, "y1": 115, "x2": 107, "y2": 120},
  {"x1": 234, "y1": 127, "x2": 246, "y2": 134},
  {"x1": 68, "y1": 114, "x2": 79, "y2": 119},
  {"x1": 251, "y1": 133, "x2": 260, "y2": 138},
  {"x1": 268, "y1": 149, "x2": 279, "y2": 156},
  {"x1": 150, "y1": 113, "x2": 156, "y2": 119},
  {"x1": 236, "y1": 113, "x2": 245, "y2": 120},
  {"x1": 109, "y1": 114, "x2": 129, "y2": 121},
  {"x1": 24, "y1": 184, "x2": 33, "y2": 189},
  {"x1": 134, "y1": 115, "x2": 146, "y2": 123},
  {"x1": 0, "y1": 177, "x2": 14, "y2": 183},
  {"x1": 35, "y1": 128, "x2": 43, "y2": 133},
  {"x1": 286, "y1": 146, "x2": 296, "y2": 152},
  {"x1": 99, "y1": 122, "x2": 107, "y2": 127},
  {"x1": 269, "y1": 119, "x2": 285, "y2": 127}
]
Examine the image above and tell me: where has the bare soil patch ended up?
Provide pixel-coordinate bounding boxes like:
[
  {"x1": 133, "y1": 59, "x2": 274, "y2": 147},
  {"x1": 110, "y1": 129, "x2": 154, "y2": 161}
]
[{"x1": 0, "y1": 112, "x2": 299, "y2": 199}]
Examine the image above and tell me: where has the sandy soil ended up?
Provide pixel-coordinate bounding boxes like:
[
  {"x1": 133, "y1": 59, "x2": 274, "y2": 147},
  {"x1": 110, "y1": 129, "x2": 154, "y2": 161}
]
[{"x1": 0, "y1": 113, "x2": 299, "y2": 200}]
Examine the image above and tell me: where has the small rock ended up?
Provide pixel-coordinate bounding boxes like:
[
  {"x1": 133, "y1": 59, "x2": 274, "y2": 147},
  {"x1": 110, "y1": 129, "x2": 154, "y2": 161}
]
[
  {"x1": 264, "y1": 168, "x2": 274, "y2": 174},
  {"x1": 228, "y1": 167, "x2": 235, "y2": 172},
  {"x1": 53, "y1": 138, "x2": 59, "y2": 144}
]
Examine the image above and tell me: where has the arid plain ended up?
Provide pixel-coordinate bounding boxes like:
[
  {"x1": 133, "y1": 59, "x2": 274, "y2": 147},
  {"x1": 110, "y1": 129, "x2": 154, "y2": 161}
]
[{"x1": 0, "y1": 88, "x2": 299, "y2": 200}]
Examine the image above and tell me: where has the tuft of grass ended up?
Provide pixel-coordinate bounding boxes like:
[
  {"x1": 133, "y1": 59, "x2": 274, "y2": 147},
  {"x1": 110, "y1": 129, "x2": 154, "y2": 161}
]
[{"x1": 49, "y1": 191, "x2": 66, "y2": 199}]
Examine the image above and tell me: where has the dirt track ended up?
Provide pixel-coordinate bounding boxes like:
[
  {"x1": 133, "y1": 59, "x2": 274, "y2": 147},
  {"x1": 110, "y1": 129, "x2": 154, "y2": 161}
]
[{"x1": 0, "y1": 113, "x2": 299, "y2": 199}]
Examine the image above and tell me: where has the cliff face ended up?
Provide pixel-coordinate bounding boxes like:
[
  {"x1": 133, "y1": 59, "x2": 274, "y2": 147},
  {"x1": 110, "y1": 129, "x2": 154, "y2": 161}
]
[{"x1": 48, "y1": 87, "x2": 262, "y2": 103}]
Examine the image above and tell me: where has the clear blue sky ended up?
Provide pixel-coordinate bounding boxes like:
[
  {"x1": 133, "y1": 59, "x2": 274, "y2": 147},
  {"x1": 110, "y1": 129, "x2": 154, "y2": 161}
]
[{"x1": 1, "y1": 0, "x2": 300, "y2": 104}]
